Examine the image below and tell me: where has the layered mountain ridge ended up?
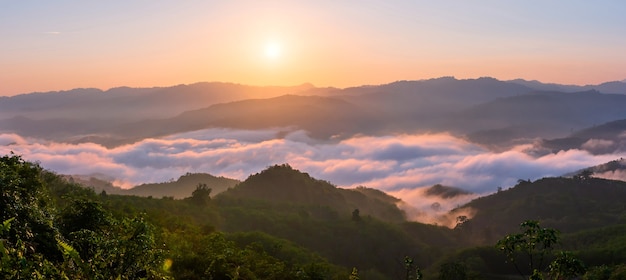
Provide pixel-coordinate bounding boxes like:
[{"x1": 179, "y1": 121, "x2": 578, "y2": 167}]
[{"x1": 3, "y1": 77, "x2": 626, "y2": 154}]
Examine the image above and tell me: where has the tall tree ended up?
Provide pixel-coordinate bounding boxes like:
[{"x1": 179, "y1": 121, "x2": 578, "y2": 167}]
[{"x1": 496, "y1": 220, "x2": 559, "y2": 279}]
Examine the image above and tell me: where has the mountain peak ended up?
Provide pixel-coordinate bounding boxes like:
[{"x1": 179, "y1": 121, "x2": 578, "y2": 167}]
[
  {"x1": 221, "y1": 164, "x2": 339, "y2": 204},
  {"x1": 219, "y1": 164, "x2": 407, "y2": 222}
]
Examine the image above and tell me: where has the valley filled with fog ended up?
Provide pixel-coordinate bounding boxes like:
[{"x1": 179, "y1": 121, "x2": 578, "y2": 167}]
[{"x1": 2, "y1": 77, "x2": 626, "y2": 221}]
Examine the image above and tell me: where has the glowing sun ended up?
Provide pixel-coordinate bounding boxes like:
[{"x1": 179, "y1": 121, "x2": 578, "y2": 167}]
[{"x1": 264, "y1": 41, "x2": 282, "y2": 60}]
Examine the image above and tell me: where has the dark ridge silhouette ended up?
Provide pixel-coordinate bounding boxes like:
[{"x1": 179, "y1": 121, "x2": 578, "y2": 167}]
[
  {"x1": 509, "y1": 79, "x2": 626, "y2": 94},
  {"x1": 448, "y1": 91, "x2": 626, "y2": 146},
  {"x1": 66, "y1": 172, "x2": 239, "y2": 199},
  {"x1": 542, "y1": 118, "x2": 626, "y2": 154},
  {"x1": 111, "y1": 94, "x2": 380, "y2": 141},
  {"x1": 3, "y1": 77, "x2": 626, "y2": 153},
  {"x1": 564, "y1": 158, "x2": 626, "y2": 178},
  {"x1": 424, "y1": 184, "x2": 472, "y2": 198},
  {"x1": 0, "y1": 82, "x2": 315, "y2": 120}
]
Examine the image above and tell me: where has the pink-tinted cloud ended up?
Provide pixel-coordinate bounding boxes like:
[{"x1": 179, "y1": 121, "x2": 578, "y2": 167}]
[
  {"x1": 1, "y1": 130, "x2": 623, "y2": 216},
  {"x1": 581, "y1": 139, "x2": 616, "y2": 154}
]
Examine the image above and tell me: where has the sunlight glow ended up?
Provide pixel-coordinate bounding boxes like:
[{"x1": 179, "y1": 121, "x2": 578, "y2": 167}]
[{"x1": 264, "y1": 42, "x2": 282, "y2": 60}]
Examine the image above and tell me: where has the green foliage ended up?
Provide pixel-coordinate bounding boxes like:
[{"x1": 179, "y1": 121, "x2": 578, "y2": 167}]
[
  {"x1": 461, "y1": 177, "x2": 626, "y2": 244},
  {"x1": 220, "y1": 164, "x2": 406, "y2": 222},
  {"x1": 4, "y1": 155, "x2": 626, "y2": 280},
  {"x1": 496, "y1": 220, "x2": 560, "y2": 278},
  {"x1": 560, "y1": 224, "x2": 626, "y2": 266},
  {"x1": 216, "y1": 194, "x2": 421, "y2": 278},
  {"x1": 549, "y1": 251, "x2": 585, "y2": 280},
  {"x1": 403, "y1": 256, "x2": 425, "y2": 280},
  {"x1": 62, "y1": 215, "x2": 166, "y2": 279},
  {"x1": 187, "y1": 183, "x2": 212, "y2": 206},
  {"x1": 0, "y1": 154, "x2": 169, "y2": 279},
  {"x1": 0, "y1": 220, "x2": 64, "y2": 279},
  {"x1": 349, "y1": 267, "x2": 360, "y2": 280},
  {"x1": 530, "y1": 269, "x2": 545, "y2": 280},
  {"x1": 582, "y1": 264, "x2": 626, "y2": 280},
  {"x1": 169, "y1": 232, "x2": 304, "y2": 279},
  {"x1": 58, "y1": 198, "x2": 112, "y2": 235},
  {"x1": 0, "y1": 154, "x2": 62, "y2": 261}
]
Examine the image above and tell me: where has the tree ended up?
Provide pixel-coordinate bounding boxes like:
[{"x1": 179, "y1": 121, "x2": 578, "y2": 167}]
[
  {"x1": 404, "y1": 256, "x2": 423, "y2": 280},
  {"x1": 1, "y1": 154, "x2": 168, "y2": 279},
  {"x1": 549, "y1": 251, "x2": 585, "y2": 280},
  {"x1": 188, "y1": 183, "x2": 212, "y2": 206},
  {"x1": 575, "y1": 170, "x2": 594, "y2": 181},
  {"x1": 405, "y1": 256, "x2": 414, "y2": 280},
  {"x1": 349, "y1": 267, "x2": 360, "y2": 280},
  {"x1": 0, "y1": 154, "x2": 62, "y2": 262},
  {"x1": 352, "y1": 209, "x2": 362, "y2": 222},
  {"x1": 58, "y1": 199, "x2": 112, "y2": 235},
  {"x1": 496, "y1": 220, "x2": 559, "y2": 279}
]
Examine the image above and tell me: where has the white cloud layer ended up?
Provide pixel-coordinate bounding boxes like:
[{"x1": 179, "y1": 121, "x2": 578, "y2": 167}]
[{"x1": 1, "y1": 129, "x2": 623, "y2": 212}]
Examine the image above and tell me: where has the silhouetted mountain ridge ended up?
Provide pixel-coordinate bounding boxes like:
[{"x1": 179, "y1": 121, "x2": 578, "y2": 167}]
[
  {"x1": 451, "y1": 90, "x2": 626, "y2": 146},
  {"x1": 541, "y1": 119, "x2": 626, "y2": 154},
  {"x1": 509, "y1": 79, "x2": 626, "y2": 94},
  {"x1": 4, "y1": 77, "x2": 626, "y2": 153},
  {"x1": 66, "y1": 172, "x2": 239, "y2": 199},
  {"x1": 0, "y1": 82, "x2": 315, "y2": 121},
  {"x1": 111, "y1": 94, "x2": 379, "y2": 140}
]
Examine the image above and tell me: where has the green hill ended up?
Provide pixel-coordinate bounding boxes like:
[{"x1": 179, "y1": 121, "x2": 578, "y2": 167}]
[
  {"x1": 6, "y1": 154, "x2": 626, "y2": 279},
  {"x1": 453, "y1": 177, "x2": 626, "y2": 245},
  {"x1": 218, "y1": 164, "x2": 406, "y2": 223},
  {"x1": 213, "y1": 165, "x2": 428, "y2": 278}
]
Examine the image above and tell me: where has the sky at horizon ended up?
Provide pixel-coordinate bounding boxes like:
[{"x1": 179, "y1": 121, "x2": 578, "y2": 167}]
[{"x1": 1, "y1": 1, "x2": 626, "y2": 96}]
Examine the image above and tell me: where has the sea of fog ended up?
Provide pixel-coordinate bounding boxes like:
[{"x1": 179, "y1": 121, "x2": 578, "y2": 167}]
[{"x1": 1, "y1": 128, "x2": 623, "y2": 223}]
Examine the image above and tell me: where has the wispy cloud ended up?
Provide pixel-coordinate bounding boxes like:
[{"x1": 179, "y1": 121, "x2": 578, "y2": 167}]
[
  {"x1": 1, "y1": 130, "x2": 622, "y2": 212},
  {"x1": 43, "y1": 31, "x2": 62, "y2": 35}
]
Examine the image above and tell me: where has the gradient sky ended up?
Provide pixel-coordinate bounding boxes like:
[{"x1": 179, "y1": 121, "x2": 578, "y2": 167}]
[{"x1": 1, "y1": 0, "x2": 625, "y2": 96}]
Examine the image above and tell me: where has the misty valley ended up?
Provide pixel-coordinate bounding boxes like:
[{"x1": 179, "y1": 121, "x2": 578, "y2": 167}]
[{"x1": 2, "y1": 77, "x2": 626, "y2": 279}]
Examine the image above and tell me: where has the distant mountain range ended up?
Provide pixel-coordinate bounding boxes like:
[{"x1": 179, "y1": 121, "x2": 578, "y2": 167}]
[
  {"x1": 66, "y1": 172, "x2": 239, "y2": 199},
  {"x1": 0, "y1": 83, "x2": 315, "y2": 120},
  {"x1": 508, "y1": 79, "x2": 626, "y2": 94},
  {"x1": 2, "y1": 77, "x2": 626, "y2": 153}
]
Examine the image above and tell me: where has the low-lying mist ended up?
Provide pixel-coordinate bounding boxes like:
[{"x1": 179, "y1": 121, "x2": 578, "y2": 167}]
[{"x1": 1, "y1": 128, "x2": 621, "y2": 221}]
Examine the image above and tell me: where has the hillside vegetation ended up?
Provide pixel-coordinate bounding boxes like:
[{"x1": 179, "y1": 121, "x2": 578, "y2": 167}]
[{"x1": 2, "y1": 154, "x2": 626, "y2": 279}]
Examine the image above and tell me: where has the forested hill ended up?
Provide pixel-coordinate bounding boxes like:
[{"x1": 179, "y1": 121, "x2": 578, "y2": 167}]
[
  {"x1": 217, "y1": 164, "x2": 407, "y2": 223},
  {"x1": 453, "y1": 176, "x2": 626, "y2": 245},
  {"x1": 3, "y1": 154, "x2": 626, "y2": 279}
]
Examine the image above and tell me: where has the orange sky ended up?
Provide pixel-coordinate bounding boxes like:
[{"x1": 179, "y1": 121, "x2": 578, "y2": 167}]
[{"x1": 1, "y1": 1, "x2": 625, "y2": 96}]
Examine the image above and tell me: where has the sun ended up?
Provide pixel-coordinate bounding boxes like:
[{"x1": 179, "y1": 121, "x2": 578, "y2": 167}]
[{"x1": 264, "y1": 41, "x2": 282, "y2": 60}]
